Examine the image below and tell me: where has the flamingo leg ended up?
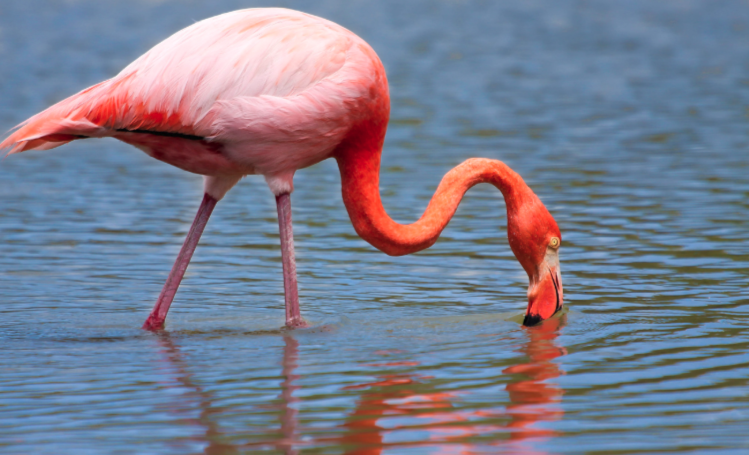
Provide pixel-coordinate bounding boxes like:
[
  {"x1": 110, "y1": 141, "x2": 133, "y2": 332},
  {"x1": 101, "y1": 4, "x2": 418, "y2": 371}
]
[
  {"x1": 143, "y1": 193, "x2": 218, "y2": 331},
  {"x1": 276, "y1": 193, "x2": 307, "y2": 328}
]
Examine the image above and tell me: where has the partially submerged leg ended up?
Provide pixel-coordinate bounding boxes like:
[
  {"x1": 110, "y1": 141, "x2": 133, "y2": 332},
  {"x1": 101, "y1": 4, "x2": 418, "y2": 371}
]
[
  {"x1": 276, "y1": 193, "x2": 307, "y2": 328},
  {"x1": 143, "y1": 193, "x2": 217, "y2": 331}
]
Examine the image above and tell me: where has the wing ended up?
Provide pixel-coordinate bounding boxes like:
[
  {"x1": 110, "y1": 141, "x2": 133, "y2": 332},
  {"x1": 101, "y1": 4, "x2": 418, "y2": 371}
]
[{"x1": 0, "y1": 8, "x2": 358, "y2": 155}]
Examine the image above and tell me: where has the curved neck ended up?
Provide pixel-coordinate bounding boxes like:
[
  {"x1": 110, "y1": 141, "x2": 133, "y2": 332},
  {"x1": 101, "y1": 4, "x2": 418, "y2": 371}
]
[{"x1": 335, "y1": 144, "x2": 538, "y2": 257}]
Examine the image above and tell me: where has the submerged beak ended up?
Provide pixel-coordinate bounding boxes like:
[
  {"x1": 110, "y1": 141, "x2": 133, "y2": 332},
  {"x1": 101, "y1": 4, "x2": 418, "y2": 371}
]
[{"x1": 523, "y1": 267, "x2": 563, "y2": 326}]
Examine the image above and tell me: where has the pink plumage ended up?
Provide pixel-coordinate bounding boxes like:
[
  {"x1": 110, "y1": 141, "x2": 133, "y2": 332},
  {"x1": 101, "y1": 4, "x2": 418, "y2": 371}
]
[{"x1": 1, "y1": 8, "x2": 388, "y2": 196}]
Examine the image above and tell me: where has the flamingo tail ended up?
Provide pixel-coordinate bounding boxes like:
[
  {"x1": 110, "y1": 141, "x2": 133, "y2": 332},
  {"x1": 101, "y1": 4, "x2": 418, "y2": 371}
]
[{"x1": 0, "y1": 83, "x2": 110, "y2": 156}]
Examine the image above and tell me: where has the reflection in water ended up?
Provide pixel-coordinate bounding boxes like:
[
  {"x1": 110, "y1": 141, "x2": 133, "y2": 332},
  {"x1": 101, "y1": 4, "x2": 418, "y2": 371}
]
[
  {"x1": 503, "y1": 315, "x2": 567, "y2": 452},
  {"x1": 155, "y1": 334, "x2": 238, "y2": 454},
  {"x1": 339, "y1": 373, "x2": 459, "y2": 452},
  {"x1": 277, "y1": 336, "x2": 301, "y2": 455},
  {"x1": 155, "y1": 334, "x2": 302, "y2": 454},
  {"x1": 153, "y1": 320, "x2": 566, "y2": 453},
  {"x1": 336, "y1": 316, "x2": 567, "y2": 453}
]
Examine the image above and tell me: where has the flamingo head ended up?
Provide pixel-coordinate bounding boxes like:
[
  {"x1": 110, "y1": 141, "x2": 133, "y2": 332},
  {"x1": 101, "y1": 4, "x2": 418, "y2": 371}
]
[{"x1": 506, "y1": 196, "x2": 563, "y2": 326}]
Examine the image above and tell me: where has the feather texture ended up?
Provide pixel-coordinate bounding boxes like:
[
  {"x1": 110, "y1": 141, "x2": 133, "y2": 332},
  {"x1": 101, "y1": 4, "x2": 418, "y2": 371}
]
[{"x1": 0, "y1": 8, "x2": 388, "y2": 181}]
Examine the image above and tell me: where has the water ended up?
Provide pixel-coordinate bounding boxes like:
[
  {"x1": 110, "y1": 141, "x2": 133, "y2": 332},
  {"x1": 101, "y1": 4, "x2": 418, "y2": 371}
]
[{"x1": 1, "y1": 0, "x2": 748, "y2": 453}]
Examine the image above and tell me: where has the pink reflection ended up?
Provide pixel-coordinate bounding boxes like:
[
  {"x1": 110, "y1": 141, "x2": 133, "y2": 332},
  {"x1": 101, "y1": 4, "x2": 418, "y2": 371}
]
[
  {"x1": 504, "y1": 316, "x2": 567, "y2": 442},
  {"x1": 153, "y1": 316, "x2": 567, "y2": 454},
  {"x1": 277, "y1": 336, "x2": 301, "y2": 455},
  {"x1": 154, "y1": 334, "x2": 237, "y2": 454},
  {"x1": 334, "y1": 315, "x2": 567, "y2": 453},
  {"x1": 155, "y1": 334, "x2": 302, "y2": 454}
]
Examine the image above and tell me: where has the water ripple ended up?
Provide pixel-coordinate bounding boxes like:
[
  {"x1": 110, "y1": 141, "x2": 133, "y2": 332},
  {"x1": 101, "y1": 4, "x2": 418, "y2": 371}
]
[{"x1": 2, "y1": 0, "x2": 749, "y2": 453}]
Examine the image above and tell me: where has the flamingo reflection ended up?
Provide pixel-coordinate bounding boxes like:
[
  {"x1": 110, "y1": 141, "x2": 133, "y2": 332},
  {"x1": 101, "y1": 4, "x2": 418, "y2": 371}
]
[
  {"x1": 154, "y1": 334, "x2": 238, "y2": 454},
  {"x1": 503, "y1": 316, "x2": 567, "y2": 442},
  {"x1": 335, "y1": 316, "x2": 567, "y2": 453},
  {"x1": 154, "y1": 334, "x2": 301, "y2": 454},
  {"x1": 276, "y1": 335, "x2": 302, "y2": 454},
  {"x1": 152, "y1": 316, "x2": 565, "y2": 453}
]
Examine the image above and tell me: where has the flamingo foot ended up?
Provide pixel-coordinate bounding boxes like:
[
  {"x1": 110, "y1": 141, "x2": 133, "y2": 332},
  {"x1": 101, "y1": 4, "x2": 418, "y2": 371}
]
[
  {"x1": 286, "y1": 317, "x2": 310, "y2": 329},
  {"x1": 142, "y1": 315, "x2": 166, "y2": 331}
]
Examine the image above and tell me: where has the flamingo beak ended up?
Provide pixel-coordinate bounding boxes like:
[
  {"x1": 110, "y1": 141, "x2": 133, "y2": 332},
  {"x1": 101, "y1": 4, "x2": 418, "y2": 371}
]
[{"x1": 523, "y1": 267, "x2": 563, "y2": 326}]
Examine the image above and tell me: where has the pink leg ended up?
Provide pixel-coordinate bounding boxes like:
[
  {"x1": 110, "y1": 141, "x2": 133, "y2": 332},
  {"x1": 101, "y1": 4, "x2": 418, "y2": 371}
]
[
  {"x1": 276, "y1": 193, "x2": 307, "y2": 328},
  {"x1": 143, "y1": 193, "x2": 217, "y2": 331}
]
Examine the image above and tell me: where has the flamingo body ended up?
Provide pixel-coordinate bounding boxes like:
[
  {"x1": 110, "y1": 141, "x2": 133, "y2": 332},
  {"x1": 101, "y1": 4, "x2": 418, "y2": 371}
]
[
  {"x1": 1, "y1": 8, "x2": 563, "y2": 329},
  {"x1": 2, "y1": 8, "x2": 387, "y2": 197}
]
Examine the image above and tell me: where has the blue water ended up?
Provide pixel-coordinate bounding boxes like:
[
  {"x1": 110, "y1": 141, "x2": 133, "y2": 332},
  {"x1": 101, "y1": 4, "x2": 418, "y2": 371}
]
[{"x1": 1, "y1": 1, "x2": 748, "y2": 453}]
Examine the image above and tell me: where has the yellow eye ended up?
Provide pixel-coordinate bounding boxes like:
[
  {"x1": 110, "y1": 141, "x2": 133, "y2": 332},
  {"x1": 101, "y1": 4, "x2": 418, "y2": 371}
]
[{"x1": 549, "y1": 237, "x2": 560, "y2": 249}]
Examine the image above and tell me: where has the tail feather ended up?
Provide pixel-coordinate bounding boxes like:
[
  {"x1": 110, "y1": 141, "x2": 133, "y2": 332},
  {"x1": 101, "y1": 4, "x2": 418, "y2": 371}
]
[
  {"x1": 1, "y1": 82, "x2": 111, "y2": 155},
  {"x1": 2, "y1": 69, "x2": 199, "y2": 156}
]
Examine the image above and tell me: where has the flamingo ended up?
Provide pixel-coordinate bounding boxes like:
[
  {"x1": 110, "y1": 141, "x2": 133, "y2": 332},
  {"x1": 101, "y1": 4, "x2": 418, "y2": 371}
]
[{"x1": 0, "y1": 8, "x2": 563, "y2": 330}]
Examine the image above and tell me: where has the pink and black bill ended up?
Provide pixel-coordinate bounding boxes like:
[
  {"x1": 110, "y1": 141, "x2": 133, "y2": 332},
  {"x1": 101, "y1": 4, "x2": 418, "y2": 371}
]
[{"x1": 522, "y1": 268, "x2": 563, "y2": 326}]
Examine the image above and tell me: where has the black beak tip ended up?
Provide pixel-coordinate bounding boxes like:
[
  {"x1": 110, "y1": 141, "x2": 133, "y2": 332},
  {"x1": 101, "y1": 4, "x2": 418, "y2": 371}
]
[{"x1": 522, "y1": 313, "x2": 543, "y2": 327}]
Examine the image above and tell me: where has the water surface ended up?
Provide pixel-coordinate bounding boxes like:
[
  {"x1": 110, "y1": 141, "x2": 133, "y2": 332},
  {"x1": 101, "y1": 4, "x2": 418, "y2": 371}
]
[{"x1": 1, "y1": 1, "x2": 748, "y2": 453}]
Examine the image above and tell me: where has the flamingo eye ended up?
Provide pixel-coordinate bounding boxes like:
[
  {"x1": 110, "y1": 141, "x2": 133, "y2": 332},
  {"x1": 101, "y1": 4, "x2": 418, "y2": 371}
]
[{"x1": 549, "y1": 237, "x2": 560, "y2": 249}]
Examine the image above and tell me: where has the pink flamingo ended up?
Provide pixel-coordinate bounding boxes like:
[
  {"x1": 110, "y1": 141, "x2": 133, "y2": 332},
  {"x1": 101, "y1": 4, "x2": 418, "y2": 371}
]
[{"x1": 0, "y1": 8, "x2": 563, "y2": 330}]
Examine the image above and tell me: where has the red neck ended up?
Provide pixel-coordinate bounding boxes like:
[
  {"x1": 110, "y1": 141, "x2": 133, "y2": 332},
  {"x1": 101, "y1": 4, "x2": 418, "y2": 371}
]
[{"x1": 334, "y1": 124, "x2": 541, "y2": 258}]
